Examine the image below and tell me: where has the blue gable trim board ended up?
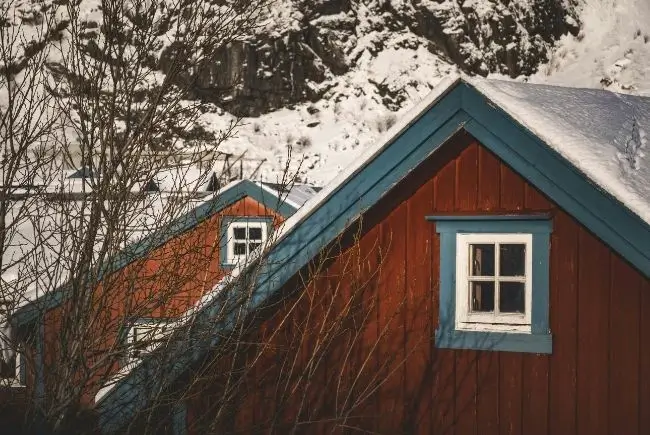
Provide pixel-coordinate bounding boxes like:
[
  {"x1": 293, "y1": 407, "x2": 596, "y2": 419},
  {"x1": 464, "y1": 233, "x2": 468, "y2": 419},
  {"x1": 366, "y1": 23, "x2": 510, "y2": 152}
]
[
  {"x1": 97, "y1": 79, "x2": 650, "y2": 432},
  {"x1": 13, "y1": 180, "x2": 299, "y2": 329},
  {"x1": 431, "y1": 216, "x2": 552, "y2": 354},
  {"x1": 219, "y1": 216, "x2": 274, "y2": 269}
]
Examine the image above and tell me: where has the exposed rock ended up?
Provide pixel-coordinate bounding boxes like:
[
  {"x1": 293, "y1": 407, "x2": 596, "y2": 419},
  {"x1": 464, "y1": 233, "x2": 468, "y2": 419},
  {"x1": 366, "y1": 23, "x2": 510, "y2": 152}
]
[{"x1": 168, "y1": 0, "x2": 580, "y2": 116}]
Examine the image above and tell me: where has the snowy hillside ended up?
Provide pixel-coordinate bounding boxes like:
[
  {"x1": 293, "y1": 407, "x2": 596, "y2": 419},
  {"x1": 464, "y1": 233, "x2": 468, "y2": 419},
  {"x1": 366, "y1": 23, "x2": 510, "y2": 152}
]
[
  {"x1": 1, "y1": 0, "x2": 648, "y2": 186},
  {"x1": 198, "y1": 0, "x2": 650, "y2": 186},
  {"x1": 532, "y1": 0, "x2": 650, "y2": 94}
]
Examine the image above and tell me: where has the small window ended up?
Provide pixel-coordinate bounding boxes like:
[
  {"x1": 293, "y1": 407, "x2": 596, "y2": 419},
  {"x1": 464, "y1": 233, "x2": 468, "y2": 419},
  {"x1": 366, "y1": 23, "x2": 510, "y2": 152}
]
[
  {"x1": 223, "y1": 219, "x2": 269, "y2": 266},
  {"x1": 456, "y1": 233, "x2": 533, "y2": 333},
  {"x1": 0, "y1": 345, "x2": 25, "y2": 387},
  {"x1": 429, "y1": 216, "x2": 552, "y2": 354},
  {"x1": 126, "y1": 321, "x2": 173, "y2": 362}
]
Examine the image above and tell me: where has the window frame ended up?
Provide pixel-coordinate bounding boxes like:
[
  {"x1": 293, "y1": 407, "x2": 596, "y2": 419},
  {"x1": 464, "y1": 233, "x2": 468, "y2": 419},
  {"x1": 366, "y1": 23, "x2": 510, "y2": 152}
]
[
  {"x1": 456, "y1": 232, "x2": 533, "y2": 333},
  {"x1": 428, "y1": 215, "x2": 553, "y2": 354},
  {"x1": 220, "y1": 216, "x2": 273, "y2": 268},
  {"x1": 125, "y1": 319, "x2": 174, "y2": 363},
  {"x1": 0, "y1": 343, "x2": 26, "y2": 388}
]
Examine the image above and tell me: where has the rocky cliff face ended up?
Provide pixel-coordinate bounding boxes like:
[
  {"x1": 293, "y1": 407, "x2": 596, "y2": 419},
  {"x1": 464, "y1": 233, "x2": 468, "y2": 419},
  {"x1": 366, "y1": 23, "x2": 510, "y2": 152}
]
[{"x1": 164, "y1": 0, "x2": 580, "y2": 117}]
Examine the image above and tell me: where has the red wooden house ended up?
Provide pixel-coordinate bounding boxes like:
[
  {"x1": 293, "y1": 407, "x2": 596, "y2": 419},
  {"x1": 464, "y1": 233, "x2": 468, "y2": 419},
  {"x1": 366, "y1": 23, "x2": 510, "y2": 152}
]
[
  {"x1": 97, "y1": 76, "x2": 649, "y2": 434},
  {"x1": 1, "y1": 178, "x2": 316, "y2": 430}
]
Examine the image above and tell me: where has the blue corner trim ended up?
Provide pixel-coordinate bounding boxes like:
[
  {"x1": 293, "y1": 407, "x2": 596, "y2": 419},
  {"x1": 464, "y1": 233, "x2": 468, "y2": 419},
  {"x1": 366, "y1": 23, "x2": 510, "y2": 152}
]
[
  {"x1": 219, "y1": 216, "x2": 274, "y2": 269},
  {"x1": 172, "y1": 400, "x2": 187, "y2": 435},
  {"x1": 13, "y1": 181, "x2": 298, "y2": 329},
  {"x1": 432, "y1": 216, "x2": 552, "y2": 353},
  {"x1": 97, "y1": 79, "x2": 650, "y2": 429},
  {"x1": 35, "y1": 319, "x2": 44, "y2": 406},
  {"x1": 435, "y1": 328, "x2": 552, "y2": 354}
]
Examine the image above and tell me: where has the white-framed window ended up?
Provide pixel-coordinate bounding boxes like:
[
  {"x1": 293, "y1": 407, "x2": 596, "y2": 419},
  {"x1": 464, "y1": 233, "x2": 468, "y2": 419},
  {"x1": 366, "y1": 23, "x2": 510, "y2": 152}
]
[
  {"x1": 0, "y1": 345, "x2": 25, "y2": 387},
  {"x1": 455, "y1": 233, "x2": 533, "y2": 333},
  {"x1": 225, "y1": 220, "x2": 268, "y2": 265},
  {"x1": 126, "y1": 321, "x2": 173, "y2": 362}
]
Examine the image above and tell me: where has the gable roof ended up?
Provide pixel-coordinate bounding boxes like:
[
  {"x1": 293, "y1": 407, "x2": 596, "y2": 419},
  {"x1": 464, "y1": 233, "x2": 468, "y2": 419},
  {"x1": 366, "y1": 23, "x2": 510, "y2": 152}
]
[
  {"x1": 11, "y1": 179, "x2": 303, "y2": 328},
  {"x1": 96, "y1": 75, "x2": 650, "y2": 431}
]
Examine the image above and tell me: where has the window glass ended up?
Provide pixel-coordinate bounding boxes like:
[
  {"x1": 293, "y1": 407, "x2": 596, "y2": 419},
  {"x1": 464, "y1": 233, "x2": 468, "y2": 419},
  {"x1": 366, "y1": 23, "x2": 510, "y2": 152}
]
[
  {"x1": 499, "y1": 282, "x2": 525, "y2": 313},
  {"x1": 248, "y1": 227, "x2": 262, "y2": 240},
  {"x1": 233, "y1": 227, "x2": 247, "y2": 240},
  {"x1": 500, "y1": 244, "x2": 526, "y2": 276},
  {"x1": 234, "y1": 242, "x2": 247, "y2": 255},
  {"x1": 470, "y1": 281, "x2": 495, "y2": 312},
  {"x1": 471, "y1": 244, "x2": 495, "y2": 276}
]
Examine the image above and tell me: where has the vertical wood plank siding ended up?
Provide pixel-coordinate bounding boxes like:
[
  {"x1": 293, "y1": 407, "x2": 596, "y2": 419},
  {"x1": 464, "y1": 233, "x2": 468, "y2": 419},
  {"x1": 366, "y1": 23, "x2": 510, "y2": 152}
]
[
  {"x1": 183, "y1": 137, "x2": 650, "y2": 435},
  {"x1": 40, "y1": 196, "x2": 281, "y2": 408}
]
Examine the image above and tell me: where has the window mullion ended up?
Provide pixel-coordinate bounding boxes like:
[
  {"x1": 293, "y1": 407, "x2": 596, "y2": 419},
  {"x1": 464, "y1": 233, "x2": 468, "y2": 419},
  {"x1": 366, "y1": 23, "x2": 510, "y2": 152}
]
[{"x1": 495, "y1": 242, "x2": 501, "y2": 316}]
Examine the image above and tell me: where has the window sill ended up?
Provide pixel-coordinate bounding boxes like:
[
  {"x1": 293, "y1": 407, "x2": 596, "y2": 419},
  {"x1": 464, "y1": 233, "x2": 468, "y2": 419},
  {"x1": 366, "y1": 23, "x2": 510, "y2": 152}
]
[
  {"x1": 0, "y1": 383, "x2": 26, "y2": 389},
  {"x1": 435, "y1": 327, "x2": 552, "y2": 354}
]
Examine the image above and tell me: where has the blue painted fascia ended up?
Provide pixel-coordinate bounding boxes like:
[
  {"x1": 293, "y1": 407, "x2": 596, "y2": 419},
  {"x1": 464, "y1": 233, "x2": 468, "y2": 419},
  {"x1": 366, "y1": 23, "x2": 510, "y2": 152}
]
[
  {"x1": 427, "y1": 214, "x2": 552, "y2": 221},
  {"x1": 431, "y1": 216, "x2": 552, "y2": 354},
  {"x1": 35, "y1": 318, "x2": 44, "y2": 406},
  {"x1": 219, "y1": 216, "x2": 274, "y2": 269},
  {"x1": 459, "y1": 82, "x2": 650, "y2": 278},
  {"x1": 13, "y1": 181, "x2": 298, "y2": 329}
]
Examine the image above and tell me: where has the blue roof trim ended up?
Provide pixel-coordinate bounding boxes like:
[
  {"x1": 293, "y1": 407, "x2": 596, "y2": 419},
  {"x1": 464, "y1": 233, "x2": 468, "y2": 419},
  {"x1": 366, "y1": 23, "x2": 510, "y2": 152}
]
[
  {"x1": 13, "y1": 180, "x2": 299, "y2": 328},
  {"x1": 97, "y1": 79, "x2": 650, "y2": 431},
  {"x1": 427, "y1": 214, "x2": 552, "y2": 221},
  {"x1": 459, "y1": 82, "x2": 650, "y2": 277}
]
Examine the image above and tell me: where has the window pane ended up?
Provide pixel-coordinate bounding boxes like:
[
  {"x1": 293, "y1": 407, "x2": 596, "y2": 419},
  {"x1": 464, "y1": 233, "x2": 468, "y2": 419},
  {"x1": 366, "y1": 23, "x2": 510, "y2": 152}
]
[
  {"x1": 249, "y1": 243, "x2": 261, "y2": 252},
  {"x1": 470, "y1": 281, "x2": 495, "y2": 312},
  {"x1": 0, "y1": 357, "x2": 15, "y2": 379},
  {"x1": 248, "y1": 227, "x2": 263, "y2": 240},
  {"x1": 500, "y1": 244, "x2": 526, "y2": 276},
  {"x1": 234, "y1": 243, "x2": 246, "y2": 255},
  {"x1": 470, "y1": 244, "x2": 495, "y2": 276},
  {"x1": 233, "y1": 227, "x2": 247, "y2": 240},
  {"x1": 499, "y1": 282, "x2": 525, "y2": 313}
]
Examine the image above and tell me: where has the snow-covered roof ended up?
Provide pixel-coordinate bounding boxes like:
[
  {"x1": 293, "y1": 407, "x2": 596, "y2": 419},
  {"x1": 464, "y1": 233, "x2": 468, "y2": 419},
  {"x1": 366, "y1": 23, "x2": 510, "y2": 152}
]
[
  {"x1": 470, "y1": 78, "x2": 650, "y2": 225},
  {"x1": 260, "y1": 182, "x2": 321, "y2": 209}
]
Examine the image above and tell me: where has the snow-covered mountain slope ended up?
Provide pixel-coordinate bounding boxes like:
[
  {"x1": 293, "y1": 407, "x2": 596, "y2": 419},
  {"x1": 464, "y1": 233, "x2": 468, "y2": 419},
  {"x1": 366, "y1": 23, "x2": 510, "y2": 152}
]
[
  {"x1": 2, "y1": 0, "x2": 647, "y2": 186},
  {"x1": 200, "y1": 0, "x2": 650, "y2": 186},
  {"x1": 531, "y1": 0, "x2": 650, "y2": 94}
]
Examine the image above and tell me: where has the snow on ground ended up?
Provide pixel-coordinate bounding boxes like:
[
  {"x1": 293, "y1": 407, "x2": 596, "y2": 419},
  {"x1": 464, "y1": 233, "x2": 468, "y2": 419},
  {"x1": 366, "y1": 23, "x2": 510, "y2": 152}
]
[
  {"x1": 206, "y1": 0, "x2": 650, "y2": 188},
  {"x1": 199, "y1": 39, "x2": 457, "y2": 186},
  {"x1": 532, "y1": 0, "x2": 650, "y2": 94}
]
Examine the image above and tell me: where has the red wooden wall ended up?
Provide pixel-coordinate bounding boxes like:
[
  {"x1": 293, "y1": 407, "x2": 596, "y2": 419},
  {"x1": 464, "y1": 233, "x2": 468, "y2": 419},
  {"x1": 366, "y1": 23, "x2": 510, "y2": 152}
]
[
  {"x1": 39, "y1": 195, "x2": 282, "y2": 408},
  {"x1": 180, "y1": 135, "x2": 650, "y2": 435}
]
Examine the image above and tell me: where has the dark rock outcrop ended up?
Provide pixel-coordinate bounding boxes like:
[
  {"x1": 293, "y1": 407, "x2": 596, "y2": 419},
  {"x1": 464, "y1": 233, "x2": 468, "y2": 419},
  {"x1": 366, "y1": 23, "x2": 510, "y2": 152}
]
[{"x1": 164, "y1": 0, "x2": 580, "y2": 117}]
